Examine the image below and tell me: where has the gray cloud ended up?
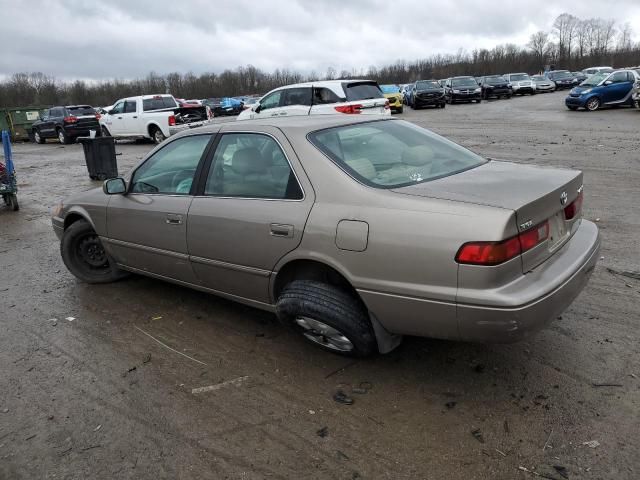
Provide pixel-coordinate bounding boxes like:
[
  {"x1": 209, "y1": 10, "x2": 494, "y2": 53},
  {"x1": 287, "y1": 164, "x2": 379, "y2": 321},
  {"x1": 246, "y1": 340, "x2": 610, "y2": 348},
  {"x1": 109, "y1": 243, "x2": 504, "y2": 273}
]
[{"x1": 0, "y1": 0, "x2": 638, "y2": 80}]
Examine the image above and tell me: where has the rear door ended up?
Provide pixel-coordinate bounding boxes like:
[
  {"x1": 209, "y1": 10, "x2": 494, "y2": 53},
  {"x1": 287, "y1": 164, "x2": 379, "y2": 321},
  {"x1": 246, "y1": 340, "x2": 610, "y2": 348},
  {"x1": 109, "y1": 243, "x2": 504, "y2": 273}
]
[
  {"x1": 40, "y1": 108, "x2": 55, "y2": 137},
  {"x1": 186, "y1": 126, "x2": 314, "y2": 304},
  {"x1": 105, "y1": 133, "x2": 214, "y2": 282},
  {"x1": 278, "y1": 87, "x2": 312, "y2": 117}
]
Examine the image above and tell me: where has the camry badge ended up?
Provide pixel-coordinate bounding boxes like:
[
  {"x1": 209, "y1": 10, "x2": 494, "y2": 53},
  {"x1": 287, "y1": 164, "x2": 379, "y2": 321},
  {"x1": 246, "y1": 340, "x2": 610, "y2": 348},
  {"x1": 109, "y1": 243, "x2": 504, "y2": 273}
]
[{"x1": 560, "y1": 191, "x2": 568, "y2": 205}]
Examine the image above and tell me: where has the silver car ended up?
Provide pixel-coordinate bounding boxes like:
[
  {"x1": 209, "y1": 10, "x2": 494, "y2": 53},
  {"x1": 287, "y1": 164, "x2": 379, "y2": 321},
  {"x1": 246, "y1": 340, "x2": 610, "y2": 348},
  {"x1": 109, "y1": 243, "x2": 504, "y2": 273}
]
[
  {"x1": 531, "y1": 75, "x2": 556, "y2": 92},
  {"x1": 52, "y1": 116, "x2": 600, "y2": 356}
]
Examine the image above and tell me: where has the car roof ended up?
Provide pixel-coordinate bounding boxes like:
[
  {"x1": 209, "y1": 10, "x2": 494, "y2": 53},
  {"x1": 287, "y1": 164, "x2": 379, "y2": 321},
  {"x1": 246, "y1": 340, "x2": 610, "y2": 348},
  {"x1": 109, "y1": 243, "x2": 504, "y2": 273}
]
[
  {"x1": 272, "y1": 79, "x2": 376, "y2": 89},
  {"x1": 189, "y1": 115, "x2": 395, "y2": 137}
]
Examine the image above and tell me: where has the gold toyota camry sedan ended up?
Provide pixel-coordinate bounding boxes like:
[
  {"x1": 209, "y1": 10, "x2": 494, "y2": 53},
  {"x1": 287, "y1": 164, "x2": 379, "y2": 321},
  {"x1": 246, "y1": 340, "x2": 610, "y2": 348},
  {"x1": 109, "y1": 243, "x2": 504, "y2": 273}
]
[{"x1": 52, "y1": 116, "x2": 600, "y2": 356}]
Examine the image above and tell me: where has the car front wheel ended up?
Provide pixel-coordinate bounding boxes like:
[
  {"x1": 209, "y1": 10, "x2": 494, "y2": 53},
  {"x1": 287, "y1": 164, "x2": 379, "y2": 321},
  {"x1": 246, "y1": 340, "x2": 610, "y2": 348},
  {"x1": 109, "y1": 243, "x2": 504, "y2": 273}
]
[
  {"x1": 61, "y1": 220, "x2": 128, "y2": 284},
  {"x1": 276, "y1": 280, "x2": 377, "y2": 357},
  {"x1": 586, "y1": 97, "x2": 601, "y2": 111},
  {"x1": 33, "y1": 129, "x2": 45, "y2": 144}
]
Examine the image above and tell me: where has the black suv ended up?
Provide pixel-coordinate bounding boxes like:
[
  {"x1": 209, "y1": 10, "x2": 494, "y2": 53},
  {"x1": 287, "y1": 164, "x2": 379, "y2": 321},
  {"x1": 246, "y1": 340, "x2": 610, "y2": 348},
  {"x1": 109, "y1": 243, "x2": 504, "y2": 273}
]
[
  {"x1": 410, "y1": 80, "x2": 446, "y2": 109},
  {"x1": 32, "y1": 105, "x2": 100, "y2": 144},
  {"x1": 445, "y1": 77, "x2": 482, "y2": 104},
  {"x1": 478, "y1": 75, "x2": 512, "y2": 99}
]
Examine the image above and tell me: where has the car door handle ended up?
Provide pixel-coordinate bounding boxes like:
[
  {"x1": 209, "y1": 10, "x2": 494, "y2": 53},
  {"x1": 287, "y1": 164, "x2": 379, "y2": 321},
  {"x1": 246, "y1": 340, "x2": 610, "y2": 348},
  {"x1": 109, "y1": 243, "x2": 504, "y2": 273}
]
[
  {"x1": 165, "y1": 213, "x2": 183, "y2": 225},
  {"x1": 133, "y1": 116, "x2": 138, "y2": 119},
  {"x1": 270, "y1": 223, "x2": 293, "y2": 237},
  {"x1": 117, "y1": 116, "x2": 123, "y2": 119}
]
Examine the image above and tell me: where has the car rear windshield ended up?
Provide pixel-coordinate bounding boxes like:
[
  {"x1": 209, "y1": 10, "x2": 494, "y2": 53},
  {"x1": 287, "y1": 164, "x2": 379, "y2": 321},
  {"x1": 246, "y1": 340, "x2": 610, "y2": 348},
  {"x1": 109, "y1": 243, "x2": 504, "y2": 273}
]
[
  {"x1": 66, "y1": 106, "x2": 95, "y2": 116},
  {"x1": 509, "y1": 74, "x2": 529, "y2": 81},
  {"x1": 451, "y1": 78, "x2": 477, "y2": 87},
  {"x1": 415, "y1": 80, "x2": 440, "y2": 89},
  {"x1": 142, "y1": 96, "x2": 177, "y2": 111},
  {"x1": 308, "y1": 120, "x2": 486, "y2": 189},
  {"x1": 380, "y1": 85, "x2": 400, "y2": 93},
  {"x1": 344, "y1": 82, "x2": 383, "y2": 100}
]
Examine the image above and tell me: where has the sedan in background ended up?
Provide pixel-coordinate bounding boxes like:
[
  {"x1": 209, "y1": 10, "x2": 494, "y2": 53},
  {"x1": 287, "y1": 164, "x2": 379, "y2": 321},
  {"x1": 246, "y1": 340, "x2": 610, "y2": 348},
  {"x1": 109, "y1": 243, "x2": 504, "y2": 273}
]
[
  {"x1": 571, "y1": 71, "x2": 588, "y2": 84},
  {"x1": 380, "y1": 84, "x2": 404, "y2": 113},
  {"x1": 566, "y1": 69, "x2": 640, "y2": 111},
  {"x1": 531, "y1": 75, "x2": 556, "y2": 93},
  {"x1": 546, "y1": 70, "x2": 578, "y2": 90},
  {"x1": 409, "y1": 80, "x2": 446, "y2": 109},
  {"x1": 52, "y1": 116, "x2": 599, "y2": 357},
  {"x1": 444, "y1": 76, "x2": 482, "y2": 103},
  {"x1": 478, "y1": 75, "x2": 511, "y2": 99}
]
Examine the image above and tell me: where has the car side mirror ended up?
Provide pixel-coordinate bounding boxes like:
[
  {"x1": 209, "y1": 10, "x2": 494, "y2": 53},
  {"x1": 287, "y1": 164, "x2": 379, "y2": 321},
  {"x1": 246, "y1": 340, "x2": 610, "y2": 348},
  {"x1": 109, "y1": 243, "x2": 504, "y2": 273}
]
[
  {"x1": 103, "y1": 177, "x2": 127, "y2": 195},
  {"x1": 603, "y1": 80, "x2": 613, "y2": 86},
  {"x1": 254, "y1": 104, "x2": 262, "y2": 114}
]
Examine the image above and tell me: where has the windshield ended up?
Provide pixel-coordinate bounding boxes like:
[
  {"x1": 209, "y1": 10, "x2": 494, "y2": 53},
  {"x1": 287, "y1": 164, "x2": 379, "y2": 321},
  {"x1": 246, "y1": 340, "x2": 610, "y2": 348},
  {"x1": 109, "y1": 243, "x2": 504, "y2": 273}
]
[
  {"x1": 509, "y1": 74, "x2": 529, "y2": 81},
  {"x1": 67, "y1": 106, "x2": 96, "y2": 116},
  {"x1": 549, "y1": 71, "x2": 572, "y2": 79},
  {"x1": 531, "y1": 75, "x2": 546, "y2": 81},
  {"x1": 415, "y1": 80, "x2": 440, "y2": 90},
  {"x1": 380, "y1": 84, "x2": 400, "y2": 93},
  {"x1": 345, "y1": 82, "x2": 383, "y2": 100},
  {"x1": 308, "y1": 120, "x2": 486, "y2": 189},
  {"x1": 581, "y1": 73, "x2": 608, "y2": 86},
  {"x1": 485, "y1": 76, "x2": 506, "y2": 84},
  {"x1": 451, "y1": 78, "x2": 478, "y2": 87}
]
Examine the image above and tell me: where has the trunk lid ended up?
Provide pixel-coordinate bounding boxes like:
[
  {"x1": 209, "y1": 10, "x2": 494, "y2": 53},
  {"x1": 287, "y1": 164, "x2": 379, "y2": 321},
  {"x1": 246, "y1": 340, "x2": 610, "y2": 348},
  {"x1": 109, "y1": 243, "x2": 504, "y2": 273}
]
[{"x1": 392, "y1": 161, "x2": 584, "y2": 272}]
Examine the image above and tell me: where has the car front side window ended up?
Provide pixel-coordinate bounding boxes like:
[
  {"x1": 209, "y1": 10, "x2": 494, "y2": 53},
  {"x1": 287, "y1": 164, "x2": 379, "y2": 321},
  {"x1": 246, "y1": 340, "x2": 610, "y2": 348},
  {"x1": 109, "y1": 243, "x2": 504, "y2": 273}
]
[
  {"x1": 608, "y1": 72, "x2": 627, "y2": 84},
  {"x1": 204, "y1": 133, "x2": 303, "y2": 200},
  {"x1": 111, "y1": 101, "x2": 125, "y2": 115},
  {"x1": 130, "y1": 135, "x2": 212, "y2": 195},
  {"x1": 259, "y1": 91, "x2": 282, "y2": 111}
]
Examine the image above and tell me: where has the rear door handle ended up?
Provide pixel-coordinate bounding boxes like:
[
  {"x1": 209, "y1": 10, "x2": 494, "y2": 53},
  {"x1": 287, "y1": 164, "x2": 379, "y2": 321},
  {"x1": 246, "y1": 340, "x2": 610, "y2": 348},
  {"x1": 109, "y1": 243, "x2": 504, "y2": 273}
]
[
  {"x1": 270, "y1": 223, "x2": 293, "y2": 237},
  {"x1": 165, "y1": 213, "x2": 183, "y2": 225},
  {"x1": 133, "y1": 116, "x2": 138, "y2": 119}
]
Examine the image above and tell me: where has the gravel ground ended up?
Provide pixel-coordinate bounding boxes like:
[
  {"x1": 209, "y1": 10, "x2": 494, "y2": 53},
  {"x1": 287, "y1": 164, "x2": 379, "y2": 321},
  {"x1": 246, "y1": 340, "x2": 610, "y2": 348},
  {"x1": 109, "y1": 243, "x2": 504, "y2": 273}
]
[{"x1": 1, "y1": 91, "x2": 639, "y2": 480}]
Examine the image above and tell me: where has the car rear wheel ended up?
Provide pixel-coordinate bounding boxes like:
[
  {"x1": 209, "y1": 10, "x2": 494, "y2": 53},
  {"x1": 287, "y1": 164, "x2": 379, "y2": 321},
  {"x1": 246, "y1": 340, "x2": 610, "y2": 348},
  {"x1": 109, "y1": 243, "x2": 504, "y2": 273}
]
[
  {"x1": 276, "y1": 280, "x2": 377, "y2": 357},
  {"x1": 150, "y1": 126, "x2": 165, "y2": 144},
  {"x1": 57, "y1": 128, "x2": 70, "y2": 145},
  {"x1": 586, "y1": 97, "x2": 601, "y2": 111},
  {"x1": 33, "y1": 129, "x2": 45, "y2": 144},
  {"x1": 61, "y1": 220, "x2": 129, "y2": 284}
]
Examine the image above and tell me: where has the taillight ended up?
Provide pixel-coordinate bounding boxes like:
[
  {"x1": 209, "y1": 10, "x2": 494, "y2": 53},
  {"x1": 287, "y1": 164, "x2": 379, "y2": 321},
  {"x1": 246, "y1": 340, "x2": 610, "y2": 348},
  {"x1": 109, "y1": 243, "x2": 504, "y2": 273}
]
[
  {"x1": 334, "y1": 104, "x2": 363, "y2": 114},
  {"x1": 456, "y1": 221, "x2": 549, "y2": 266},
  {"x1": 63, "y1": 116, "x2": 77, "y2": 124},
  {"x1": 384, "y1": 100, "x2": 390, "y2": 110},
  {"x1": 168, "y1": 115, "x2": 176, "y2": 126},
  {"x1": 95, "y1": 113, "x2": 101, "y2": 120},
  {"x1": 564, "y1": 191, "x2": 583, "y2": 220}
]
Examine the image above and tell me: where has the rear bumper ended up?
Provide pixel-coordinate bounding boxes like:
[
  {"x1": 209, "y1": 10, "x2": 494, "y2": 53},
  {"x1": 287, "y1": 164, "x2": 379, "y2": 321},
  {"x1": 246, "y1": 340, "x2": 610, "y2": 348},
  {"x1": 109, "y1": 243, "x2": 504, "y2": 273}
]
[
  {"x1": 456, "y1": 220, "x2": 600, "y2": 342},
  {"x1": 169, "y1": 119, "x2": 214, "y2": 136}
]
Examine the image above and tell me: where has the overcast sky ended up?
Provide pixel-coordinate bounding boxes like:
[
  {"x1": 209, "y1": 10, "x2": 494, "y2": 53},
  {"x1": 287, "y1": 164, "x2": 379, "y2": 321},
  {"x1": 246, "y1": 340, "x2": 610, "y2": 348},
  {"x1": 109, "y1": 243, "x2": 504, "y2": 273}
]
[{"x1": 0, "y1": 0, "x2": 638, "y2": 81}]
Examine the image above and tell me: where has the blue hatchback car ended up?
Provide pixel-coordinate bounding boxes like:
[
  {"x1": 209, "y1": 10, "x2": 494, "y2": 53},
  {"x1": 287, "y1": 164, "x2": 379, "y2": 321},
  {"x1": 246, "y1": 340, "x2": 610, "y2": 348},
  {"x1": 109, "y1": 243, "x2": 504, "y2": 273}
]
[{"x1": 565, "y1": 69, "x2": 640, "y2": 111}]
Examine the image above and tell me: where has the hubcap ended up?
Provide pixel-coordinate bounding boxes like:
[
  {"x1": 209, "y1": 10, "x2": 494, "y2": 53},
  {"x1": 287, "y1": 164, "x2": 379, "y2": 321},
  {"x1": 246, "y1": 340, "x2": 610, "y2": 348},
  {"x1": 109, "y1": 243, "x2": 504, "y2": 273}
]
[
  {"x1": 78, "y1": 236, "x2": 107, "y2": 268},
  {"x1": 58, "y1": 131, "x2": 64, "y2": 143},
  {"x1": 588, "y1": 99, "x2": 599, "y2": 110},
  {"x1": 294, "y1": 316, "x2": 354, "y2": 352},
  {"x1": 34, "y1": 131, "x2": 40, "y2": 142},
  {"x1": 155, "y1": 131, "x2": 163, "y2": 143}
]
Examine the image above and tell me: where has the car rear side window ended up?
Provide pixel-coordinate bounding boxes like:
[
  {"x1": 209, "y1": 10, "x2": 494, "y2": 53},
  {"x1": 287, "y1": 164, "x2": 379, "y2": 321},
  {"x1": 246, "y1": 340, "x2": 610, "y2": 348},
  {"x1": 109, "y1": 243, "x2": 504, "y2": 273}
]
[
  {"x1": 130, "y1": 135, "x2": 211, "y2": 195},
  {"x1": 344, "y1": 82, "x2": 383, "y2": 101},
  {"x1": 124, "y1": 101, "x2": 137, "y2": 113},
  {"x1": 204, "y1": 133, "x2": 303, "y2": 200},
  {"x1": 313, "y1": 87, "x2": 341, "y2": 104},
  {"x1": 142, "y1": 96, "x2": 176, "y2": 111},
  {"x1": 309, "y1": 120, "x2": 486, "y2": 189}
]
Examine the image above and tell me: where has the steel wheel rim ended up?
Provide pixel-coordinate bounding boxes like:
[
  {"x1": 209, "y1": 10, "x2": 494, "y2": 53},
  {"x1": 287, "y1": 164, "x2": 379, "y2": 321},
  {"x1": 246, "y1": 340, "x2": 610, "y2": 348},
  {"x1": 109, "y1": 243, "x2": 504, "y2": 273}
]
[
  {"x1": 587, "y1": 98, "x2": 599, "y2": 111},
  {"x1": 77, "y1": 235, "x2": 108, "y2": 269},
  {"x1": 58, "y1": 131, "x2": 65, "y2": 143},
  {"x1": 34, "y1": 131, "x2": 40, "y2": 143},
  {"x1": 154, "y1": 130, "x2": 163, "y2": 143},
  {"x1": 294, "y1": 316, "x2": 354, "y2": 352}
]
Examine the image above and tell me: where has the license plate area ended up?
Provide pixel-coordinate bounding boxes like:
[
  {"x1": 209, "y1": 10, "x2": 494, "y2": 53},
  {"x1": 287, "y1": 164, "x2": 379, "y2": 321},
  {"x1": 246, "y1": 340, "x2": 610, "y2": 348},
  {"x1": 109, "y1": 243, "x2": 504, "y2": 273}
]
[{"x1": 548, "y1": 212, "x2": 568, "y2": 251}]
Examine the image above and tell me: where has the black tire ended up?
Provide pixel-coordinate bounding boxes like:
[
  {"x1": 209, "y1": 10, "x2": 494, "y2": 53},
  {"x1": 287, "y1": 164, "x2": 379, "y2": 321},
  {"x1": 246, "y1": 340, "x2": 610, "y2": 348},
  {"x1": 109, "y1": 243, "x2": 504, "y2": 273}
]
[
  {"x1": 8, "y1": 194, "x2": 19, "y2": 211},
  {"x1": 33, "y1": 129, "x2": 45, "y2": 144},
  {"x1": 440, "y1": 102, "x2": 446, "y2": 109},
  {"x1": 150, "y1": 126, "x2": 165, "y2": 144},
  {"x1": 61, "y1": 219, "x2": 128, "y2": 284},
  {"x1": 585, "y1": 97, "x2": 601, "y2": 111},
  {"x1": 57, "y1": 128, "x2": 70, "y2": 145},
  {"x1": 476, "y1": 99, "x2": 482, "y2": 103},
  {"x1": 276, "y1": 280, "x2": 377, "y2": 357}
]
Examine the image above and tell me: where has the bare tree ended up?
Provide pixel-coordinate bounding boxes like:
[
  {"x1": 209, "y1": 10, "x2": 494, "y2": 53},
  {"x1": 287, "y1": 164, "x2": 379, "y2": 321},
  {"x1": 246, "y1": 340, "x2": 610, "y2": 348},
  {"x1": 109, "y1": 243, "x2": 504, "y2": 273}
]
[
  {"x1": 552, "y1": 13, "x2": 579, "y2": 62},
  {"x1": 527, "y1": 31, "x2": 550, "y2": 67},
  {"x1": 617, "y1": 22, "x2": 633, "y2": 52}
]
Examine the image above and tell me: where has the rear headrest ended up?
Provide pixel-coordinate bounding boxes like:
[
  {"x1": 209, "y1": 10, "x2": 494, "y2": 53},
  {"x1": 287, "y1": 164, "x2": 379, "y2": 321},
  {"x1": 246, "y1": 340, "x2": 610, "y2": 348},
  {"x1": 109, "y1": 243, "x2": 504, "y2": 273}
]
[
  {"x1": 402, "y1": 145, "x2": 434, "y2": 166},
  {"x1": 231, "y1": 147, "x2": 267, "y2": 175}
]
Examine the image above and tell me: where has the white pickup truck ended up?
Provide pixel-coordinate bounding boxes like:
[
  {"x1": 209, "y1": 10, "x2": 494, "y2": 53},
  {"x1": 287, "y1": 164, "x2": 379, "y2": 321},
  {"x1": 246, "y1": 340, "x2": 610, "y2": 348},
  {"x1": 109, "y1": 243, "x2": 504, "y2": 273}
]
[{"x1": 99, "y1": 94, "x2": 212, "y2": 144}]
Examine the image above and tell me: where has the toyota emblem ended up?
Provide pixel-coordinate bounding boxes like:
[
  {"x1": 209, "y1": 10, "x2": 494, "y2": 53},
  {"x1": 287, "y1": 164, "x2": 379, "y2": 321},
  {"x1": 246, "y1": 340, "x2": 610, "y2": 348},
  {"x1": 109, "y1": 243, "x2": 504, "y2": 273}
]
[{"x1": 560, "y1": 191, "x2": 568, "y2": 205}]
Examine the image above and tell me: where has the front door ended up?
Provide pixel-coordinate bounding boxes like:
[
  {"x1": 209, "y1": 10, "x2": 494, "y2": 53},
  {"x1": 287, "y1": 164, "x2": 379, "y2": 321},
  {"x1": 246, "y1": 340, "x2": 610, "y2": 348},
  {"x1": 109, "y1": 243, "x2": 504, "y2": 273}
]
[
  {"x1": 602, "y1": 71, "x2": 633, "y2": 103},
  {"x1": 248, "y1": 90, "x2": 283, "y2": 120},
  {"x1": 106, "y1": 100, "x2": 126, "y2": 135},
  {"x1": 122, "y1": 99, "x2": 139, "y2": 133},
  {"x1": 105, "y1": 133, "x2": 213, "y2": 283},
  {"x1": 187, "y1": 128, "x2": 314, "y2": 304}
]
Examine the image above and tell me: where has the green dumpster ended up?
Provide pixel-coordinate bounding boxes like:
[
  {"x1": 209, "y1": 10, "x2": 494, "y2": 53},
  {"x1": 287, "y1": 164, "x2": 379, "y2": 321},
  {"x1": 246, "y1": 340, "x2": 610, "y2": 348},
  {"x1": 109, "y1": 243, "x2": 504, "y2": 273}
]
[{"x1": 8, "y1": 107, "x2": 49, "y2": 141}]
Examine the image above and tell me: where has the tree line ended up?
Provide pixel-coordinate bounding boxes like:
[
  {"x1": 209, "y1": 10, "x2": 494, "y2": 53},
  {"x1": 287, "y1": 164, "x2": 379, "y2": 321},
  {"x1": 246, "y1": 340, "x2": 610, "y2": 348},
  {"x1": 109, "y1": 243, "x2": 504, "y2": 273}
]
[{"x1": 1, "y1": 13, "x2": 638, "y2": 108}]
